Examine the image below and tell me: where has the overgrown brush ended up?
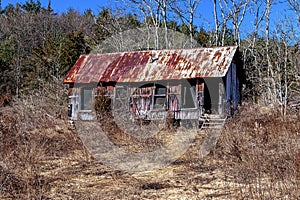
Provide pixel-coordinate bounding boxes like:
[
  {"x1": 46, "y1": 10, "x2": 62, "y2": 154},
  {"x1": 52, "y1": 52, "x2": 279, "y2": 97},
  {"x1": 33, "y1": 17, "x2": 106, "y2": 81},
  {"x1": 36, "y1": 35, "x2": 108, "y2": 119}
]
[
  {"x1": 0, "y1": 91, "x2": 86, "y2": 199},
  {"x1": 0, "y1": 92, "x2": 12, "y2": 107},
  {"x1": 1, "y1": 93, "x2": 299, "y2": 199},
  {"x1": 214, "y1": 102, "x2": 300, "y2": 199}
]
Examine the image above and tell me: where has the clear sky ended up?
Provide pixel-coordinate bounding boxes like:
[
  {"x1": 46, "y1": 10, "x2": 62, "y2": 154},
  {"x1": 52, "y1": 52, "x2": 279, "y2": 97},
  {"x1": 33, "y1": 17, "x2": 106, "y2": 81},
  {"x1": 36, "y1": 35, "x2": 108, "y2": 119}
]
[
  {"x1": 2, "y1": 0, "x2": 109, "y2": 13},
  {"x1": 1, "y1": 0, "x2": 298, "y2": 41},
  {"x1": 1, "y1": 0, "x2": 216, "y2": 29},
  {"x1": 1, "y1": 0, "x2": 214, "y2": 20}
]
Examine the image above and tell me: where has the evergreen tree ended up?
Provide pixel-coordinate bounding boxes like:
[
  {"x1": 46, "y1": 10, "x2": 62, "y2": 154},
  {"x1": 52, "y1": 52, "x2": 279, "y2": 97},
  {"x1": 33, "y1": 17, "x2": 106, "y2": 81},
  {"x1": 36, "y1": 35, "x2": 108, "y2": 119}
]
[
  {"x1": 22, "y1": 34, "x2": 61, "y2": 92},
  {"x1": 194, "y1": 28, "x2": 209, "y2": 46},
  {"x1": 60, "y1": 29, "x2": 90, "y2": 76},
  {"x1": 0, "y1": 36, "x2": 17, "y2": 93},
  {"x1": 93, "y1": 9, "x2": 114, "y2": 42}
]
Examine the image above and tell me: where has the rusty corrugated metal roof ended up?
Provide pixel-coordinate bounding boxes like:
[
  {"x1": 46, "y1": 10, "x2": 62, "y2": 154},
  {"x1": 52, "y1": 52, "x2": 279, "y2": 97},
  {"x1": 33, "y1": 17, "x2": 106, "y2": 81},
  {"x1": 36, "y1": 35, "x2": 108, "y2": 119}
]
[{"x1": 64, "y1": 46, "x2": 238, "y2": 84}]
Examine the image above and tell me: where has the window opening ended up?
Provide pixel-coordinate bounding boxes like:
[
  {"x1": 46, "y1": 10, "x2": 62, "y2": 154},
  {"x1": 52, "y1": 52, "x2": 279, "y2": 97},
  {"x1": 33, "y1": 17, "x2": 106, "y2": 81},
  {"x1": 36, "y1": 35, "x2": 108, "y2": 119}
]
[{"x1": 81, "y1": 88, "x2": 93, "y2": 110}]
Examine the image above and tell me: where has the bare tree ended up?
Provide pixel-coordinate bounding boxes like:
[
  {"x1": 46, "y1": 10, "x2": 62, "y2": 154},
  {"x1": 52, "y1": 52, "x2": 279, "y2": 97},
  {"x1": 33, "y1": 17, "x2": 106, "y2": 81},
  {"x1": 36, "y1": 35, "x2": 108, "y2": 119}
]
[
  {"x1": 287, "y1": 0, "x2": 300, "y2": 22},
  {"x1": 218, "y1": 0, "x2": 250, "y2": 46},
  {"x1": 129, "y1": 0, "x2": 160, "y2": 49},
  {"x1": 245, "y1": 0, "x2": 266, "y2": 98},
  {"x1": 212, "y1": 0, "x2": 219, "y2": 45},
  {"x1": 265, "y1": 0, "x2": 275, "y2": 103},
  {"x1": 161, "y1": 0, "x2": 169, "y2": 48},
  {"x1": 218, "y1": 0, "x2": 230, "y2": 46},
  {"x1": 275, "y1": 17, "x2": 299, "y2": 114},
  {"x1": 250, "y1": 0, "x2": 266, "y2": 47},
  {"x1": 171, "y1": 0, "x2": 201, "y2": 47},
  {"x1": 242, "y1": 0, "x2": 300, "y2": 109}
]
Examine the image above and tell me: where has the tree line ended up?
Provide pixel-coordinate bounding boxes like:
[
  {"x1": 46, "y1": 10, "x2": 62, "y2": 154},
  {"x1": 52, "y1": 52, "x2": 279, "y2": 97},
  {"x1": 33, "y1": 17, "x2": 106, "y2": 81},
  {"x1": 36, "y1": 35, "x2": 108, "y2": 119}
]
[{"x1": 0, "y1": 0, "x2": 299, "y2": 113}]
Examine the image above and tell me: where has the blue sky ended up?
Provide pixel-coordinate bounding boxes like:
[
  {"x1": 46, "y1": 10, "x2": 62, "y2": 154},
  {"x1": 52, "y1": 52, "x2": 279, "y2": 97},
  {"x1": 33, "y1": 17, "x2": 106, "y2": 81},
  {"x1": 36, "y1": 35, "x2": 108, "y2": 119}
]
[
  {"x1": 2, "y1": 0, "x2": 298, "y2": 41},
  {"x1": 1, "y1": 0, "x2": 214, "y2": 20},
  {"x1": 2, "y1": 0, "x2": 109, "y2": 13},
  {"x1": 1, "y1": 0, "x2": 216, "y2": 28}
]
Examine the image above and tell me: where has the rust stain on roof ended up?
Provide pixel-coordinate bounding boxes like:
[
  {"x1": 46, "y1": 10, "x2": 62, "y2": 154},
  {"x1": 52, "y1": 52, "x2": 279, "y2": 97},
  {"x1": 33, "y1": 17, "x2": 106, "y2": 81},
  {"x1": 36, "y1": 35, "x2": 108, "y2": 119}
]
[{"x1": 64, "y1": 46, "x2": 238, "y2": 84}]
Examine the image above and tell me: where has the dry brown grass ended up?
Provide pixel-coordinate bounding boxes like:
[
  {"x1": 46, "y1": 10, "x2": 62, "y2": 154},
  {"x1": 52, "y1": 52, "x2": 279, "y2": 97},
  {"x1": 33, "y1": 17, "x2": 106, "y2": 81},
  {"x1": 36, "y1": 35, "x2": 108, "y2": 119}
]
[
  {"x1": 0, "y1": 95, "x2": 87, "y2": 199},
  {"x1": 213, "y1": 102, "x2": 300, "y2": 199},
  {"x1": 0, "y1": 98, "x2": 299, "y2": 199}
]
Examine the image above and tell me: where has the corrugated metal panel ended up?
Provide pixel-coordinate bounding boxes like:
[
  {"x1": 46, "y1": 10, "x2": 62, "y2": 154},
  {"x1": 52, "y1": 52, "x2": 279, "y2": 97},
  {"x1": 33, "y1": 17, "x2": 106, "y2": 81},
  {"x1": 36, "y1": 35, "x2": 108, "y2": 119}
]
[{"x1": 64, "y1": 46, "x2": 238, "y2": 84}]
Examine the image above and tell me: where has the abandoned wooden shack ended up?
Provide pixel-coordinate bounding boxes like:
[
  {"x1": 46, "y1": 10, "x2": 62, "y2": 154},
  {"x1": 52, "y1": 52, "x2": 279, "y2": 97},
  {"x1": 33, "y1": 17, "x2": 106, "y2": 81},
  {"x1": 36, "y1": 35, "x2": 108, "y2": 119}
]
[{"x1": 64, "y1": 46, "x2": 243, "y2": 127}]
